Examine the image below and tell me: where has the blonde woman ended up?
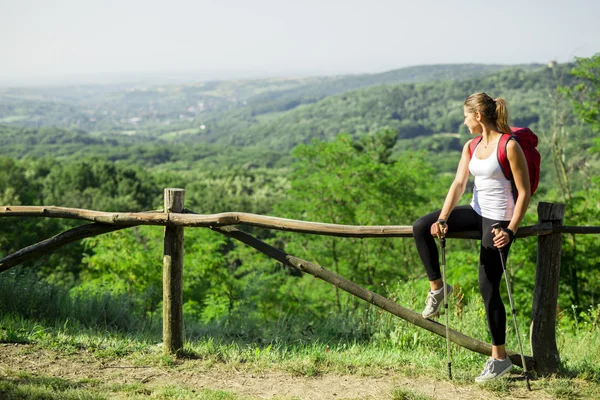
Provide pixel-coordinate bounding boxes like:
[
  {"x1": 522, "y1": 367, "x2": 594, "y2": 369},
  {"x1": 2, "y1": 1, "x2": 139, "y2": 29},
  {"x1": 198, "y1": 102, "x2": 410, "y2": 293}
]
[{"x1": 412, "y1": 93, "x2": 531, "y2": 382}]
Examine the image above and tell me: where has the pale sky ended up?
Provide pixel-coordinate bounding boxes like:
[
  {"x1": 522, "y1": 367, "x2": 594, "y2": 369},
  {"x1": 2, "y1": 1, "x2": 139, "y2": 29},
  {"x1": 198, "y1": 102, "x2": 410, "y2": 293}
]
[{"x1": 1, "y1": 0, "x2": 599, "y2": 84}]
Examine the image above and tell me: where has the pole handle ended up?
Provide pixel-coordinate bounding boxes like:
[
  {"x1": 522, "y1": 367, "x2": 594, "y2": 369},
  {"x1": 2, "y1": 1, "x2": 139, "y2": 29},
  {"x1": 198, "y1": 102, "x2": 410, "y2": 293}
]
[
  {"x1": 437, "y1": 219, "x2": 447, "y2": 245},
  {"x1": 491, "y1": 222, "x2": 502, "y2": 237}
]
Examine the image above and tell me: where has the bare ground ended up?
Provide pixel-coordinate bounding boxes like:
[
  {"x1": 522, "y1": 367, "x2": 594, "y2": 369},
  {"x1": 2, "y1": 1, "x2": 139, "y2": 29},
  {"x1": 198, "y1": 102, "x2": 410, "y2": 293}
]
[{"x1": 0, "y1": 344, "x2": 555, "y2": 399}]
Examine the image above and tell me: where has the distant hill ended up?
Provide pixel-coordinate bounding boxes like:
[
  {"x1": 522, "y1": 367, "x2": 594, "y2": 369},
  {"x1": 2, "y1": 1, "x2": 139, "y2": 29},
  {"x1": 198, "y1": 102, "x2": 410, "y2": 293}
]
[
  {"x1": 238, "y1": 64, "x2": 541, "y2": 115},
  {"x1": 194, "y1": 64, "x2": 571, "y2": 149},
  {"x1": 0, "y1": 63, "x2": 539, "y2": 135},
  {"x1": 2, "y1": 62, "x2": 585, "y2": 171}
]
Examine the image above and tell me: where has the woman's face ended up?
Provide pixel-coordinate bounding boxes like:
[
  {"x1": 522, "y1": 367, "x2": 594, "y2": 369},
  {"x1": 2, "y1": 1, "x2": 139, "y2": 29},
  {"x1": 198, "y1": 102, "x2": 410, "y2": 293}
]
[{"x1": 463, "y1": 106, "x2": 481, "y2": 135}]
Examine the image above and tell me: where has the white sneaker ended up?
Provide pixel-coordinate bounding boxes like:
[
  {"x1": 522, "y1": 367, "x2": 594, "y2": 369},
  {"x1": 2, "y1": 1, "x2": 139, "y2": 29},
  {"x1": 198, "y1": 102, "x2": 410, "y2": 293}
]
[
  {"x1": 421, "y1": 284, "x2": 452, "y2": 319},
  {"x1": 475, "y1": 357, "x2": 513, "y2": 383}
]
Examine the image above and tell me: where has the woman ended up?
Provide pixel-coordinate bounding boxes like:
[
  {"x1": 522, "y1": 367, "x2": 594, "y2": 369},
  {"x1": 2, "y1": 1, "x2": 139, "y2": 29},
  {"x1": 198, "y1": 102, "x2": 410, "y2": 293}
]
[{"x1": 412, "y1": 92, "x2": 531, "y2": 383}]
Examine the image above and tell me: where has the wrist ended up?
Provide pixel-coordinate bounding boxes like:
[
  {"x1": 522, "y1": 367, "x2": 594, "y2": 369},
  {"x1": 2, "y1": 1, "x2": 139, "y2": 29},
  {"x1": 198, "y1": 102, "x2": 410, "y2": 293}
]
[{"x1": 503, "y1": 227, "x2": 515, "y2": 241}]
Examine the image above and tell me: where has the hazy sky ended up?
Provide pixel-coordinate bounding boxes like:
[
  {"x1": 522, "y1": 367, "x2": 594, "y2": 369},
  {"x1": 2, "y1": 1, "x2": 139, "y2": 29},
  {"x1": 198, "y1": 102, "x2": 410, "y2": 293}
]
[{"x1": 1, "y1": 0, "x2": 599, "y2": 84}]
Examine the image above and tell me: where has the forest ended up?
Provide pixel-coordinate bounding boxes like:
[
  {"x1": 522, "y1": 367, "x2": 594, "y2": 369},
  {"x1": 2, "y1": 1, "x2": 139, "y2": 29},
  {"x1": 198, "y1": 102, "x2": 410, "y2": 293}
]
[{"x1": 0, "y1": 57, "x2": 599, "y2": 399}]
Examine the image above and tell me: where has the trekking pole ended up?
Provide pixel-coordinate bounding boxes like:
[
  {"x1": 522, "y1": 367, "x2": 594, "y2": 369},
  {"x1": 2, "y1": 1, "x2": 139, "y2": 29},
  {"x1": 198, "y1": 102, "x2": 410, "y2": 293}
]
[
  {"x1": 439, "y1": 231, "x2": 452, "y2": 380},
  {"x1": 492, "y1": 223, "x2": 531, "y2": 391}
]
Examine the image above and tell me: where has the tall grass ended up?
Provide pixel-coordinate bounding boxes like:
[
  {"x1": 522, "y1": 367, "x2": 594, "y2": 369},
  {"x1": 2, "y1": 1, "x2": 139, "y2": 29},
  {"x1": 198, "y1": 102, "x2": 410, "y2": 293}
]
[
  {"x1": 1, "y1": 267, "x2": 599, "y2": 398},
  {"x1": 0, "y1": 267, "x2": 153, "y2": 333}
]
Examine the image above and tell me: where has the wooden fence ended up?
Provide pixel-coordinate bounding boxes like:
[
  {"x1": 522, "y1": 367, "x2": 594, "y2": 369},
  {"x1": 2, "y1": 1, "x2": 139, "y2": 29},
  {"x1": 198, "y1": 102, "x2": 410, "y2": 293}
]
[{"x1": 1, "y1": 188, "x2": 599, "y2": 376}]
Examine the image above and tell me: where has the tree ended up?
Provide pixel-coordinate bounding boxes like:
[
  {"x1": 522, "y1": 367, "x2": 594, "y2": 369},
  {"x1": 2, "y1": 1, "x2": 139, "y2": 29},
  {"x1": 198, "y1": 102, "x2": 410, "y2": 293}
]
[
  {"x1": 561, "y1": 53, "x2": 600, "y2": 133},
  {"x1": 556, "y1": 53, "x2": 600, "y2": 308},
  {"x1": 273, "y1": 133, "x2": 444, "y2": 314}
]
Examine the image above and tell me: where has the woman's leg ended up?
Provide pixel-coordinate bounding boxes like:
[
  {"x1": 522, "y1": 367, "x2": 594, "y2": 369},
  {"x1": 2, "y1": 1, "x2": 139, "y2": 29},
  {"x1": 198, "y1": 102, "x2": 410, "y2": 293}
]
[
  {"x1": 413, "y1": 205, "x2": 481, "y2": 284},
  {"x1": 478, "y1": 218, "x2": 513, "y2": 358},
  {"x1": 415, "y1": 206, "x2": 483, "y2": 318}
]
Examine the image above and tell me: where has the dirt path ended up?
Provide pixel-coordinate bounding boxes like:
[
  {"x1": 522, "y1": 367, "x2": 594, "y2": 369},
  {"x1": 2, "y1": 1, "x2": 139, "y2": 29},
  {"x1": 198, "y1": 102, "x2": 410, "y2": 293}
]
[{"x1": 0, "y1": 344, "x2": 553, "y2": 399}]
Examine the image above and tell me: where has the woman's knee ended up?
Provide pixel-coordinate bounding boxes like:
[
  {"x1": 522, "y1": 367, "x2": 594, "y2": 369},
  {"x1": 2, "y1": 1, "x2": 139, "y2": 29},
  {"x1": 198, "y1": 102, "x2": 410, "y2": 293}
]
[
  {"x1": 478, "y1": 266, "x2": 502, "y2": 303},
  {"x1": 413, "y1": 213, "x2": 437, "y2": 237},
  {"x1": 478, "y1": 277, "x2": 492, "y2": 304}
]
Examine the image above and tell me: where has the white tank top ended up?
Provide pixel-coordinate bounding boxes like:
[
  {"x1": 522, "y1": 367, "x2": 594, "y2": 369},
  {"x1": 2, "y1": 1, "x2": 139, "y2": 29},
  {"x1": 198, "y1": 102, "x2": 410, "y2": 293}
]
[{"x1": 469, "y1": 141, "x2": 515, "y2": 221}]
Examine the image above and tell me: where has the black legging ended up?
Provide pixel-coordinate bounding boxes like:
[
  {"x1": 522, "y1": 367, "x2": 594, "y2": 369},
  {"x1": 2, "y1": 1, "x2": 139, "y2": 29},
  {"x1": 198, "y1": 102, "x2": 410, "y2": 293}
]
[{"x1": 413, "y1": 205, "x2": 512, "y2": 346}]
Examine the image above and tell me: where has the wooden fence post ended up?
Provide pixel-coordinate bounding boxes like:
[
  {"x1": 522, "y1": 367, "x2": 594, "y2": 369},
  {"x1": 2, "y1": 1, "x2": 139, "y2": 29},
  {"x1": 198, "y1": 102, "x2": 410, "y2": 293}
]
[
  {"x1": 163, "y1": 188, "x2": 185, "y2": 354},
  {"x1": 530, "y1": 202, "x2": 565, "y2": 375}
]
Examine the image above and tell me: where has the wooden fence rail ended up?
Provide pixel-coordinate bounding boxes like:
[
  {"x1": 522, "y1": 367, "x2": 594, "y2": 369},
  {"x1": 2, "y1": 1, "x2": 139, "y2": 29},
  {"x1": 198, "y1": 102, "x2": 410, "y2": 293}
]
[
  {"x1": 1, "y1": 189, "x2": 599, "y2": 376},
  {"x1": 2, "y1": 206, "x2": 585, "y2": 237}
]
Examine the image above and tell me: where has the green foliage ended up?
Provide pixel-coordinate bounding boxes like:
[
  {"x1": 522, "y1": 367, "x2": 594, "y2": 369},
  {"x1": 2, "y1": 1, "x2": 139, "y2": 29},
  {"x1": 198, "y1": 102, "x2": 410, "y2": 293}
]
[
  {"x1": 80, "y1": 227, "x2": 238, "y2": 322},
  {"x1": 196, "y1": 64, "x2": 573, "y2": 150},
  {"x1": 0, "y1": 63, "x2": 598, "y2": 378},
  {"x1": 561, "y1": 53, "x2": 600, "y2": 132},
  {"x1": 181, "y1": 167, "x2": 290, "y2": 215},
  {"x1": 0, "y1": 156, "x2": 161, "y2": 283},
  {"x1": 0, "y1": 63, "x2": 572, "y2": 163},
  {"x1": 41, "y1": 159, "x2": 159, "y2": 211},
  {"x1": 81, "y1": 227, "x2": 165, "y2": 311},
  {"x1": 553, "y1": 53, "x2": 600, "y2": 308},
  {"x1": 269, "y1": 133, "x2": 445, "y2": 316},
  {"x1": 0, "y1": 268, "x2": 145, "y2": 331},
  {"x1": 282, "y1": 132, "x2": 436, "y2": 227}
]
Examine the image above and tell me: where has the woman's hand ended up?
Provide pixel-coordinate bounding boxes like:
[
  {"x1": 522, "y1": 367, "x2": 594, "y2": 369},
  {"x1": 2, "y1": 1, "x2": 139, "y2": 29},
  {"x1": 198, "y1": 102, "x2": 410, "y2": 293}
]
[
  {"x1": 492, "y1": 227, "x2": 512, "y2": 248},
  {"x1": 431, "y1": 220, "x2": 448, "y2": 238}
]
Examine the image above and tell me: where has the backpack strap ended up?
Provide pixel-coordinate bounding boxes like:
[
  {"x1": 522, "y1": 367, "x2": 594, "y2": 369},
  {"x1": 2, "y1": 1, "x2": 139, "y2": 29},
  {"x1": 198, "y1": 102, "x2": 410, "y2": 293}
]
[
  {"x1": 497, "y1": 133, "x2": 513, "y2": 181},
  {"x1": 469, "y1": 136, "x2": 483, "y2": 158}
]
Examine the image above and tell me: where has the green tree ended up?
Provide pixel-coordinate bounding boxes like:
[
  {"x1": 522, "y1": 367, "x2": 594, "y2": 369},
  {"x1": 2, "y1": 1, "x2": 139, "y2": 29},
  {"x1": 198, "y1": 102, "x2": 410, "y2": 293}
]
[
  {"x1": 80, "y1": 226, "x2": 231, "y2": 319},
  {"x1": 273, "y1": 132, "x2": 444, "y2": 314},
  {"x1": 561, "y1": 53, "x2": 600, "y2": 133},
  {"x1": 559, "y1": 54, "x2": 600, "y2": 308}
]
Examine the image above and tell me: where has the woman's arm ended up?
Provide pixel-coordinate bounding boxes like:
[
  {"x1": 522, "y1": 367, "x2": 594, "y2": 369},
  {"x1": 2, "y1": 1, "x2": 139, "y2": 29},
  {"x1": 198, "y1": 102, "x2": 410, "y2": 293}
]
[
  {"x1": 493, "y1": 139, "x2": 531, "y2": 247},
  {"x1": 432, "y1": 140, "x2": 473, "y2": 237}
]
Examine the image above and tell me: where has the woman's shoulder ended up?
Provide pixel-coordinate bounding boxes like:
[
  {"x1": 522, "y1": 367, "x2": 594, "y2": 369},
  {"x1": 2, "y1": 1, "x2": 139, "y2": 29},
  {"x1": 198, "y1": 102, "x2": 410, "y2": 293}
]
[
  {"x1": 505, "y1": 136, "x2": 526, "y2": 161},
  {"x1": 463, "y1": 138, "x2": 476, "y2": 152},
  {"x1": 505, "y1": 137, "x2": 520, "y2": 151}
]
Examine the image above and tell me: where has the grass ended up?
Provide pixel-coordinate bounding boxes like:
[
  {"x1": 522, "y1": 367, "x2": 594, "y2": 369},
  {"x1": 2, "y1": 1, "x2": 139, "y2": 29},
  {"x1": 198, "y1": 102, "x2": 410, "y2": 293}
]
[
  {"x1": 0, "y1": 372, "x2": 107, "y2": 400},
  {"x1": 391, "y1": 388, "x2": 434, "y2": 400},
  {"x1": 547, "y1": 379, "x2": 581, "y2": 399},
  {"x1": 1, "y1": 269, "x2": 599, "y2": 399},
  {"x1": 0, "y1": 371, "x2": 253, "y2": 400},
  {"x1": 2, "y1": 315, "x2": 599, "y2": 398},
  {"x1": 475, "y1": 376, "x2": 511, "y2": 394}
]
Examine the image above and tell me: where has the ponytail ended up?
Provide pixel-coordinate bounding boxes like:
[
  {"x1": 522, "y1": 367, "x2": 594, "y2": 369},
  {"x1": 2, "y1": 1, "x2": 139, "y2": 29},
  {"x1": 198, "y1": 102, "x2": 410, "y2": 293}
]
[{"x1": 495, "y1": 98, "x2": 511, "y2": 134}]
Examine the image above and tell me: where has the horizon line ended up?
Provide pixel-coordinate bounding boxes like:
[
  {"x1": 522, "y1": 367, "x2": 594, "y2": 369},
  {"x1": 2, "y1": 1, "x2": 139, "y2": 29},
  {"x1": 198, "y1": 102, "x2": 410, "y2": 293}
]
[{"x1": 0, "y1": 61, "x2": 553, "y2": 88}]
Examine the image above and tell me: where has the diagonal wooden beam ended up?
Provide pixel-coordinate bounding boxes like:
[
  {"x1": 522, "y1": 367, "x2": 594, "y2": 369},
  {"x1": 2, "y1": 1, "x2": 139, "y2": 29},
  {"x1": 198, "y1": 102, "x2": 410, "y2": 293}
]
[
  {"x1": 0, "y1": 223, "x2": 130, "y2": 273},
  {"x1": 0, "y1": 210, "x2": 163, "y2": 273},
  {"x1": 213, "y1": 225, "x2": 535, "y2": 370}
]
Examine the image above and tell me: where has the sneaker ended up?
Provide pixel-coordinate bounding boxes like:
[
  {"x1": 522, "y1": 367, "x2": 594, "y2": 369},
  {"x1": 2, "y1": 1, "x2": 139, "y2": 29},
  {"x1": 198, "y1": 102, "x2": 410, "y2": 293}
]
[
  {"x1": 421, "y1": 284, "x2": 452, "y2": 318},
  {"x1": 474, "y1": 357, "x2": 513, "y2": 383}
]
